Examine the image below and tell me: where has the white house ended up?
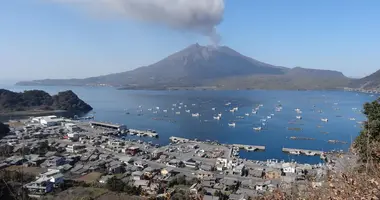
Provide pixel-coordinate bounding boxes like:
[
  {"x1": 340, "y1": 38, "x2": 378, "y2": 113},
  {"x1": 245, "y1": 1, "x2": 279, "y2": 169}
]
[{"x1": 282, "y1": 163, "x2": 296, "y2": 173}]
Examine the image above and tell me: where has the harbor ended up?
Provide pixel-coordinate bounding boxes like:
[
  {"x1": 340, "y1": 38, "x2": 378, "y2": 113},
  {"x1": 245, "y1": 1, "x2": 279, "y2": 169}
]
[{"x1": 282, "y1": 148, "x2": 324, "y2": 156}]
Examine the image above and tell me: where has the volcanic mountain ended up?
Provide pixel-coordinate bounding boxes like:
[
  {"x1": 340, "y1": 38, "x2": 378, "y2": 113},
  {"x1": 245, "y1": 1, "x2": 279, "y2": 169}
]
[{"x1": 17, "y1": 44, "x2": 349, "y2": 90}]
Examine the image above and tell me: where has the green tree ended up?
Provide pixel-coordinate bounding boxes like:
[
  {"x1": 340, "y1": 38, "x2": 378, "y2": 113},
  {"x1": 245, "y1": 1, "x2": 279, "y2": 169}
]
[
  {"x1": 106, "y1": 177, "x2": 125, "y2": 192},
  {"x1": 354, "y1": 99, "x2": 380, "y2": 163}
]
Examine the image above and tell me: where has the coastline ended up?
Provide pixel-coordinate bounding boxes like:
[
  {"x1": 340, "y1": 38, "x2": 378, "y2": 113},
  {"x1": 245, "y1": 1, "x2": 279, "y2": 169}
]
[{"x1": 0, "y1": 110, "x2": 67, "y2": 116}]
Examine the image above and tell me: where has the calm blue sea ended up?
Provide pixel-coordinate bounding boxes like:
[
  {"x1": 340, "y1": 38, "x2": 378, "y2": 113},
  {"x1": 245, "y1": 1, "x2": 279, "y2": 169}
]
[{"x1": 2, "y1": 85, "x2": 377, "y2": 164}]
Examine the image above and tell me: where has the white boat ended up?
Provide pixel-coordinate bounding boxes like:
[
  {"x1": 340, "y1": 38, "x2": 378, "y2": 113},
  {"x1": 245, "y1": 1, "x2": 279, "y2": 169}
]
[
  {"x1": 172, "y1": 104, "x2": 176, "y2": 106},
  {"x1": 184, "y1": 105, "x2": 187, "y2": 107},
  {"x1": 147, "y1": 108, "x2": 152, "y2": 111},
  {"x1": 262, "y1": 122, "x2": 266, "y2": 126},
  {"x1": 218, "y1": 113, "x2": 222, "y2": 117},
  {"x1": 261, "y1": 119, "x2": 267, "y2": 122},
  {"x1": 171, "y1": 108, "x2": 174, "y2": 110},
  {"x1": 156, "y1": 107, "x2": 160, "y2": 110},
  {"x1": 213, "y1": 116, "x2": 221, "y2": 120},
  {"x1": 225, "y1": 102, "x2": 231, "y2": 106},
  {"x1": 267, "y1": 116, "x2": 272, "y2": 119},
  {"x1": 349, "y1": 118, "x2": 356, "y2": 121},
  {"x1": 253, "y1": 127, "x2": 262, "y2": 131},
  {"x1": 270, "y1": 114, "x2": 274, "y2": 116},
  {"x1": 228, "y1": 122, "x2": 236, "y2": 127},
  {"x1": 295, "y1": 108, "x2": 301, "y2": 113},
  {"x1": 289, "y1": 151, "x2": 300, "y2": 155},
  {"x1": 178, "y1": 106, "x2": 182, "y2": 109},
  {"x1": 185, "y1": 110, "x2": 190, "y2": 113},
  {"x1": 192, "y1": 113, "x2": 200, "y2": 117},
  {"x1": 245, "y1": 113, "x2": 250, "y2": 116},
  {"x1": 192, "y1": 104, "x2": 196, "y2": 106},
  {"x1": 153, "y1": 111, "x2": 158, "y2": 114},
  {"x1": 321, "y1": 118, "x2": 328, "y2": 122},
  {"x1": 212, "y1": 108, "x2": 216, "y2": 111},
  {"x1": 179, "y1": 102, "x2": 183, "y2": 105},
  {"x1": 138, "y1": 105, "x2": 142, "y2": 108},
  {"x1": 296, "y1": 116, "x2": 302, "y2": 120},
  {"x1": 163, "y1": 110, "x2": 168, "y2": 113},
  {"x1": 176, "y1": 112, "x2": 181, "y2": 115},
  {"x1": 233, "y1": 107, "x2": 239, "y2": 111},
  {"x1": 252, "y1": 111, "x2": 257, "y2": 114},
  {"x1": 230, "y1": 109, "x2": 236, "y2": 113}
]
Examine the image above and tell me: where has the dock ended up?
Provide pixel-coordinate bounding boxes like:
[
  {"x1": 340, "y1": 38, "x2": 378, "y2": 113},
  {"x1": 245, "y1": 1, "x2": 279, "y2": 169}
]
[
  {"x1": 129, "y1": 129, "x2": 158, "y2": 137},
  {"x1": 282, "y1": 148, "x2": 323, "y2": 156},
  {"x1": 233, "y1": 144, "x2": 265, "y2": 151},
  {"x1": 90, "y1": 121, "x2": 127, "y2": 132}
]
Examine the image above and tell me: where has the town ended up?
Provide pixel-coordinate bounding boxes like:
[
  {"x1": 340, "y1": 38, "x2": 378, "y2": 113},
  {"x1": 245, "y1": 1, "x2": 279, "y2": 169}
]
[{"x1": 0, "y1": 115, "x2": 337, "y2": 199}]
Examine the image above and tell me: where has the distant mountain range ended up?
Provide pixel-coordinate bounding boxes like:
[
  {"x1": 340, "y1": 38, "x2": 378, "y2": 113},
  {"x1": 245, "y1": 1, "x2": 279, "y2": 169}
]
[{"x1": 17, "y1": 43, "x2": 372, "y2": 90}]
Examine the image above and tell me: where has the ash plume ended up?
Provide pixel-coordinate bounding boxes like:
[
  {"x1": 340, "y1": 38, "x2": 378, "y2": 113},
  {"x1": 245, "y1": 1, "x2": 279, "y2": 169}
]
[{"x1": 51, "y1": 0, "x2": 225, "y2": 45}]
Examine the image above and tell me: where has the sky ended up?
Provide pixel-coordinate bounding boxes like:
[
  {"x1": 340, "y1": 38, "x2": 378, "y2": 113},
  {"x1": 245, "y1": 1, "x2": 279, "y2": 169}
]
[{"x1": 1, "y1": 0, "x2": 380, "y2": 82}]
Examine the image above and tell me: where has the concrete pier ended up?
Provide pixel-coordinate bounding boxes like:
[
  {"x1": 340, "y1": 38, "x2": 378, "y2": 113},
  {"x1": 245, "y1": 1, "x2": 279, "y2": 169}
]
[
  {"x1": 233, "y1": 144, "x2": 265, "y2": 151},
  {"x1": 129, "y1": 129, "x2": 158, "y2": 137},
  {"x1": 282, "y1": 147, "x2": 323, "y2": 156}
]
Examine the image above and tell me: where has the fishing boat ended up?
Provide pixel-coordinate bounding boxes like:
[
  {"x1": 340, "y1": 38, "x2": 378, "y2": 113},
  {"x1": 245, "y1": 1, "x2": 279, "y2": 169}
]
[
  {"x1": 184, "y1": 105, "x2": 187, "y2": 107},
  {"x1": 147, "y1": 108, "x2": 152, "y2": 111},
  {"x1": 296, "y1": 116, "x2": 302, "y2": 120},
  {"x1": 233, "y1": 107, "x2": 239, "y2": 111},
  {"x1": 172, "y1": 104, "x2": 176, "y2": 106},
  {"x1": 212, "y1": 108, "x2": 216, "y2": 111},
  {"x1": 289, "y1": 150, "x2": 300, "y2": 155},
  {"x1": 192, "y1": 113, "x2": 200, "y2": 117},
  {"x1": 260, "y1": 119, "x2": 267, "y2": 122},
  {"x1": 245, "y1": 113, "x2": 250, "y2": 116},
  {"x1": 225, "y1": 102, "x2": 231, "y2": 106},
  {"x1": 213, "y1": 116, "x2": 221, "y2": 120},
  {"x1": 349, "y1": 118, "x2": 356, "y2": 121},
  {"x1": 163, "y1": 110, "x2": 168, "y2": 113},
  {"x1": 270, "y1": 114, "x2": 275, "y2": 116},
  {"x1": 185, "y1": 110, "x2": 190, "y2": 113},
  {"x1": 192, "y1": 104, "x2": 196, "y2": 106},
  {"x1": 179, "y1": 102, "x2": 183, "y2": 105},
  {"x1": 178, "y1": 106, "x2": 182, "y2": 109},
  {"x1": 252, "y1": 110, "x2": 257, "y2": 114},
  {"x1": 153, "y1": 111, "x2": 158, "y2": 114},
  {"x1": 171, "y1": 108, "x2": 175, "y2": 110},
  {"x1": 230, "y1": 109, "x2": 236, "y2": 113},
  {"x1": 218, "y1": 113, "x2": 222, "y2": 117},
  {"x1": 321, "y1": 118, "x2": 328, "y2": 122},
  {"x1": 253, "y1": 127, "x2": 262, "y2": 131},
  {"x1": 175, "y1": 112, "x2": 180, "y2": 115},
  {"x1": 267, "y1": 116, "x2": 272, "y2": 119},
  {"x1": 228, "y1": 122, "x2": 236, "y2": 127}
]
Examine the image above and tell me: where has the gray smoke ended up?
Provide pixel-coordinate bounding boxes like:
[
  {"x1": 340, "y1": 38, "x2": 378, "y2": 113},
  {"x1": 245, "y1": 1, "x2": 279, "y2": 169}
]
[{"x1": 51, "y1": 0, "x2": 225, "y2": 45}]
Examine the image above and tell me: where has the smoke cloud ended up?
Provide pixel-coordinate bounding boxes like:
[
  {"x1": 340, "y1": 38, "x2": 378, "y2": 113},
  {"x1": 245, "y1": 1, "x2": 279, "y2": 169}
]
[{"x1": 51, "y1": 0, "x2": 225, "y2": 45}]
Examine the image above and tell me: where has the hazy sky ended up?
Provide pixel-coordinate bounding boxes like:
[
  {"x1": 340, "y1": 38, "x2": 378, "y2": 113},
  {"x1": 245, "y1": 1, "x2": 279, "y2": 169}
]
[{"x1": 1, "y1": 0, "x2": 380, "y2": 81}]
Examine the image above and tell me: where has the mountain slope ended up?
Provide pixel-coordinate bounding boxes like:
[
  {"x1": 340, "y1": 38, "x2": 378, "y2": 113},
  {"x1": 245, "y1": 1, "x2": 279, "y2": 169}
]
[
  {"x1": 16, "y1": 44, "x2": 350, "y2": 90},
  {"x1": 349, "y1": 70, "x2": 380, "y2": 90},
  {"x1": 17, "y1": 44, "x2": 287, "y2": 88},
  {"x1": 213, "y1": 67, "x2": 350, "y2": 90}
]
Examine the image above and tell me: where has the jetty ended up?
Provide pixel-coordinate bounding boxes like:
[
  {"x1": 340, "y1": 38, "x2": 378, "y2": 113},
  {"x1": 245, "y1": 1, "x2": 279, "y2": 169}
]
[
  {"x1": 233, "y1": 144, "x2": 265, "y2": 151},
  {"x1": 282, "y1": 148, "x2": 323, "y2": 156},
  {"x1": 90, "y1": 121, "x2": 127, "y2": 132},
  {"x1": 129, "y1": 129, "x2": 158, "y2": 137}
]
